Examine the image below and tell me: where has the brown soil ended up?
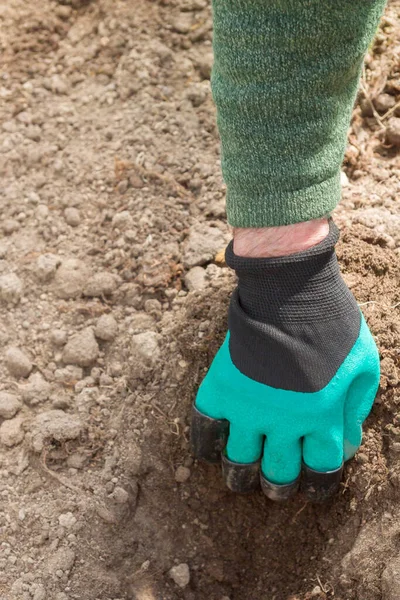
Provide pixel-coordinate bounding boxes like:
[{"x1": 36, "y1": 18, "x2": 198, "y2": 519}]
[{"x1": 0, "y1": 1, "x2": 399, "y2": 600}]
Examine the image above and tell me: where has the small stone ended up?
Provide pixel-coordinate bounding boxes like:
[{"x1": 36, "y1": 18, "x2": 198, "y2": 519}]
[
  {"x1": 129, "y1": 312, "x2": 155, "y2": 333},
  {"x1": 310, "y1": 586, "x2": 322, "y2": 597},
  {"x1": 50, "y1": 74, "x2": 69, "y2": 95},
  {"x1": 96, "y1": 504, "x2": 117, "y2": 524},
  {"x1": 375, "y1": 93, "x2": 396, "y2": 114},
  {"x1": 67, "y1": 452, "x2": 86, "y2": 469},
  {"x1": 131, "y1": 332, "x2": 160, "y2": 363},
  {"x1": 56, "y1": 4, "x2": 72, "y2": 19},
  {"x1": 36, "y1": 204, "x2": 50, "y2": 219},
  {"x1": 63, "y1": 328, "x2": 99, "y2": 367},
  {"x1": 117, "y1": 180, "x2": 129, "y2": 194},
  {"x1": 357, "y1": 452, "x2": 369, "y2": 464},
  {"x1": 54, "y1": 258, "x2": 91, "y2": 299},
  {"x1": 111, "y1": 486, "x2": 129, "y2": 504},
  {"x1": 58, "y1": 512, "x2": 77, "y2": 528},
  {"x1": 30, "y1": 410, "x2": 82, "y2": 453},
  {"x1": 340, "y1": 171, "x2": 350, "y2": 187},
  {"x1": 184, "y1": 266, "x2": 207, "y2": 291},
  {"x1": 196, "y1": 52, "x2": 213, "y2": 80},
  {"x1": 36, "y1": 254, "x2": 61, "y2": 282},
  {"x1": 25, "y1": 125, "x2": 42, "y2": 142},
  {"x1": 32, "y1": 584, "x2": 46, "y2": 600},
  {"x1": 169, "y1": 563, "x2": 190, "y2": 588},
  {"x1": 185, "y1": 82, "x2": 208, "y2": 107},
  {"x1": 175, "y1": 466, "x2": 191, "y2": 483},
  {"x1": 54, "y1": 365, "x2": 83, "y2": 384},
  {"x1": 0, "y1": 273, "x2": 23, "y2": 305},
  {"x1": 20, "y1": 372, "x2": 51, "y2": 405},
  {"x1": 0, "y1": 392, "x2": 22, "y2": 419},
  {"x1": 391, "y1": 442, "x2": 400, "y2": 454},
  {"x1": 382, "y1": 557, "x2": 400, "y2": 600},
  {"x1": 99, "y1": 373, "x2": 113, "y2": 386},
  {"x1": 124, "y1": 229, "x2": 137, "y2": 242},
  {"x1": 51, "y1": 329, "x2": 68, "y2": 346},
  {"x1": 64, "y1": 207, "x2": 80, "y2": 227},
  {"x1": 46, "y1": 547, "x2": 76, "y2": 574},
  {"x1": 83, "y1": 272, "x2": 118, "y2": 297},
  {"x1": 94, "y1": 314, "x2": 118, "y2": 341},
  {"x1": 5, "y1": 347, "x2": 33, "y2": 378},
  {"x1": 2, "y1": 219, "x2": 19, "y2": 234},
  {"x1": 172, "y1": 14, "x2": 192, "y2": 33},
  {"x1": 112, "y1": 210, "x2": 133, "y2": 229},
  {"x1": 0, "y1": 416, "x2": 24, "y2": 447},
  {"x1": 183, "y1": 224, "x2": 229, "y2": 268},
  {"x1": 129, "y1": 174, "x2": 143, "y2": 189},
  {"x1": 144, "y1": 299, "x2": 162, "y2": 315},
  {"x1": 386, "y1": 117, "x2": 400, "y2": 146}
]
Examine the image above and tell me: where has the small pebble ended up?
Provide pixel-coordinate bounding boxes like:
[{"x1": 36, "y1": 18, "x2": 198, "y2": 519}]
[
  {"x1": 64, "y1": 207, "x2": 81, "y2": 227},
  {"x1": 112, "y1": 210, "x2": 133, "y2": 229},
  {"x1": 0, "y1": 416, "x2": 25, "y2": 447},
  {"x1": 357, "y1": 452, "x2": 369, "y2": 464},
  {"x1": 169, "y1": 563, "x2": 190, "y2": 588},
  {"x1": 375, "y1": 93, "x2": 396, "y2": 114},
  {"x1": 386, "y1": 117, "x2": 400, "y2": 146},
  {"x1": 83, "y1": 272, "x2": 118, "y2": 297},
  {"x1": 62, "y1": 328, "x2": 99, "y2": 367},
  {"x1": 0, "y1": 392, "x2": 22, "y2": 419},
  {"x1": 0, "y1": 273, "x2": 23, "y2": 305},
  {"x1": 131, "y1": 331, "x2": 160, "y2": 363},
  {"x1": 2, "y1": 219, "x2": 19, "y2": 234},
  {"x1": 184, "y1": 266, "x2": 207, "y2": 291},
  {"x1": 36, "y1": 204, "x2": 49, "y2": 219},
  {"x1": 183, "y1": 224, "x2": 229, "y2": 268},
  {"x1": 36, "y1": 254, "x2": 61, "y2": 282},
  {"x1": 30, "y1": 410, "x2": 82, "y2": 453},
  {"x1": 94, "y1": 314, "x2": 118, "y2": 341},
  {"x1": 5, "y1": 347, "x2": 33, "y2": 378},
  {"x1": 54, "y1": 258, "x2": 91, "y2": 299},
  {"x1": 58, "y1": 512, "x2": 77, "y2": 528},
  {"x1": 111, "y1": 486, "x2": 129, "y2": 504},
  {"x1": 310, "y1": 586, "x2": 322, "y2": 597},
  {"x1": 32, "y1": 584, "x2": 46, "y2": 600},
  {"x1": 175, "y1": 466, "x2": 191, "y2": 483},
  {"x1": 51, "y1": 329, "x2": 68, "y2": 347},
  {"x1": 46, "y1": 547, "x2": 76, "y2": 575}
]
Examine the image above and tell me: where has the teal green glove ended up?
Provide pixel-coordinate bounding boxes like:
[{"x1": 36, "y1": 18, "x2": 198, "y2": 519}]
[{"x1": 191, "y1": 223, "x2": 380, "y2": 502}]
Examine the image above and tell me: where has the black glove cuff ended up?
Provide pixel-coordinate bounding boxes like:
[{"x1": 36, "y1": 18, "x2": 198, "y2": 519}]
[{"x1": 225, "y1": 220, "x2": 361, "y2": 392}]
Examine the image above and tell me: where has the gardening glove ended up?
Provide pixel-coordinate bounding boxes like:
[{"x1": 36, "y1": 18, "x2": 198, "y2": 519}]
[{"x1": 191, "y1": 221, "x2": 380, "y2": 502}]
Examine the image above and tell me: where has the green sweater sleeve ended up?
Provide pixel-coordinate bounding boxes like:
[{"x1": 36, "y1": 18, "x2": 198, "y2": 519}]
[{"x1": 211, "y1": 0, "x2": 386, "y2": 227}]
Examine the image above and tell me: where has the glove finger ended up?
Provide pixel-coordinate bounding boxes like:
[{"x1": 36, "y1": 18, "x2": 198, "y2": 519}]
[
  {"x1": 302, "y1": 430, "x2": 343, "y2": 502},
  {"x1": 260, "y1": 436, "x2": 301, "y2": 501},
  {"x1": 191, "y1": 404, "x2": 229, "y2": 463},
  {"x1": 223, "y1": 424, "x2": 263, "y2": 492},
  {"x1": 343, "y1": 372, "x2": 378, "y2": 461}
]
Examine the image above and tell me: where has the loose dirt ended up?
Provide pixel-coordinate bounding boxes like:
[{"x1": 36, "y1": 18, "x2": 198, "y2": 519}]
[{"x1": 0, "y1": 1, "x2": 399, "y2": 599}]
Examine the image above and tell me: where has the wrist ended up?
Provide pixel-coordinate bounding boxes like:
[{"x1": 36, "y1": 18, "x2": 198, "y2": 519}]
[{"x1": 233, "y1": 218, "x2": 330, "y2": 258}]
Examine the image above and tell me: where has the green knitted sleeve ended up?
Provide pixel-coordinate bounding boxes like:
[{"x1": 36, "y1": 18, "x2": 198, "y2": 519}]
[{"x1": 211, "y1": 0, "x2": 386, "y2": 227}]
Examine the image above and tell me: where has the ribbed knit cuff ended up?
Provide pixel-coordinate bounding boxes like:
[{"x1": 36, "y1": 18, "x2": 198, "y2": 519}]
[
  {"x1": 226, "y1": 173, "x2": 340, "y2": 228},
  {"x1": 212, "y1": 0, "x2": 386, "y2": 228}
]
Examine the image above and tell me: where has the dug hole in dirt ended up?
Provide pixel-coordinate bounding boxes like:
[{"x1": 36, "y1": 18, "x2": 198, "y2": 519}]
[{"x1": 0, "y1": 0, "x2": 399, "y2": 599}]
